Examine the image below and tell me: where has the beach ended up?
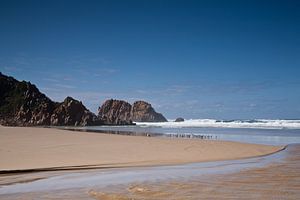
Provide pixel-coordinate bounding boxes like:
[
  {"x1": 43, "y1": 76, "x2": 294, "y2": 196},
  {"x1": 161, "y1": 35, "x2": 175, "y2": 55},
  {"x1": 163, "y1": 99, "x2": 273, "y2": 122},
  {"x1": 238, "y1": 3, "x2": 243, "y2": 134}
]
[
  {"x1": 0, "y1": 126, "x2": 283, "y2": 172},
  {"x1": 1, "y1": 0, "x2": 299, "y2": 199},
  {"x1": 85, "y1": 144, "x2": 300, "y2": 200},
  {"x1": 1, "y1": 126, "x2": 298, "y2": 200}
]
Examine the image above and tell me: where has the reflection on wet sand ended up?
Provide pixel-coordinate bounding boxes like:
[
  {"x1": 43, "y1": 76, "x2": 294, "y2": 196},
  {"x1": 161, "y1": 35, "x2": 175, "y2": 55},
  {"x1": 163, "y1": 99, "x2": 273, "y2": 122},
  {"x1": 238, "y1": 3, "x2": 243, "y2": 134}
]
[
  {"x1": 88, "y1": 145, "x2": 300, "y2": 200},
  {"x1": 0, "y1": 145, "x2": 299, "y2": 199}
]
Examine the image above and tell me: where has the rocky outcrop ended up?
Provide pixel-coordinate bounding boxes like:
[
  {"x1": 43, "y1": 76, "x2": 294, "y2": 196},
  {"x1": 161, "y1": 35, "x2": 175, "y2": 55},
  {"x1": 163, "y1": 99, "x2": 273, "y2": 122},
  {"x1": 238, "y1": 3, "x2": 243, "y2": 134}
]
[
  {"x1": 0, "y1": 72, "x2": 103, "y2": 126},
  {"x1": 51, "y1": 97, "x2": 101, "y2": 126},
  {"x1": 98, "y1": 99, "x2": 167, "y2": 124},
  {"x1": 131, "y1": 101, "x2": 167, "y2": 122},
  {"x1": 175, "y1": 117, "x2": 184, "y2": 122},
  {"x1": 0, "y1": 72, "x2": 54, "y2": 126},
  {"x1": 0, "y1": 73, "x2": 168, "y2": 126},
  {"x1": 98, "y1": 99, "x2": 133, "y2": 125}
]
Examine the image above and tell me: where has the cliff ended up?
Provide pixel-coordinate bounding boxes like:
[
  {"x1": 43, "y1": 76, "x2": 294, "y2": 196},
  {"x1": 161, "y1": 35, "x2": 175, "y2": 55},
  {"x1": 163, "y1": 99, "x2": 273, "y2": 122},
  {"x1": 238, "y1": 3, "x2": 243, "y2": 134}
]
[{"x1": 0, "y1": 72, "x2": 102, "y2": 126}]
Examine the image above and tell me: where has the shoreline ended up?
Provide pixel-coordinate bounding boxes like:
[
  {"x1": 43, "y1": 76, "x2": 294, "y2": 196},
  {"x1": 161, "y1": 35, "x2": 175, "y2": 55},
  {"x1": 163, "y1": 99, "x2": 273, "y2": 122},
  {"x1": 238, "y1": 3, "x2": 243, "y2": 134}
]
[
  {"x1": 0, "y1": 144, "x2": 295, "y2": 198},
  {"x1": 0, "y1": 126, "x2": 284, "y2": 173},
  {"x1": 86, "y1": 144, "x2": 299, "y2": 200},
  {"x1": 0, "y1": 144, "x2": 286, "y2": 175}
]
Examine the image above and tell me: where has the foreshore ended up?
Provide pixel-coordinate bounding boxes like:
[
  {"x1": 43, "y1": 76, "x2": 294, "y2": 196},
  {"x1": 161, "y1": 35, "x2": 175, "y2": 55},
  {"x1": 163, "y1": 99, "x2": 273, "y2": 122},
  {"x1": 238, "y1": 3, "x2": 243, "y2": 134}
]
[
  {"x1": 86, "y1": 144, "x2": 300, "y2": 200},
  {"x1": 0, "y1": 126, "x2": 284, "y2": 172}
]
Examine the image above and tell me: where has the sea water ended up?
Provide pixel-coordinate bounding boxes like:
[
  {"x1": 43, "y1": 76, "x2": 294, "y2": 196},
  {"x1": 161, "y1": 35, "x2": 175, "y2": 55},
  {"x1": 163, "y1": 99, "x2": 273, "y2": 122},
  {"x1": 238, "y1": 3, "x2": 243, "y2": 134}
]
[{"x1": 79, "y1": 119, "x2": 300, "y2": 145}]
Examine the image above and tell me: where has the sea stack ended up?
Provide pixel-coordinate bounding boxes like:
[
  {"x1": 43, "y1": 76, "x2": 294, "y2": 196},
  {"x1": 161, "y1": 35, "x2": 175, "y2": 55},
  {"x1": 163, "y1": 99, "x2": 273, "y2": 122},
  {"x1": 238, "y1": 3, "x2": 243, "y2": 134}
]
[
  {"x1": 98, "y1": 99, "x2": 133, "y2": 125},
  {"x1": 175, "y1": 117, "x2": 184, "y2": 122},
  {"x1": 98, "y1": 99, "x2": 167, "y2": 124},
  {"x1": 131, "y1": 101, "x2": 167, "y2": 122}
]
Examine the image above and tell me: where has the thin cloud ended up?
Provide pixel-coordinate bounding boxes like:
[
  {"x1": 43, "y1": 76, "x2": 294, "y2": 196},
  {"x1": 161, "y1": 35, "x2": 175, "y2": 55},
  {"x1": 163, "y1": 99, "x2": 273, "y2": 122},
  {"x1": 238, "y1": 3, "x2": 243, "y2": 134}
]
[
  {"x1": 42, "y1": 78, "x2": 60, "y2": 83},
  {"x1": 53, "y1": 83, "x2": 76, "y2": 89},
  {"x1": 3, "y1": 66, "x2": 20, "y2": 71}
]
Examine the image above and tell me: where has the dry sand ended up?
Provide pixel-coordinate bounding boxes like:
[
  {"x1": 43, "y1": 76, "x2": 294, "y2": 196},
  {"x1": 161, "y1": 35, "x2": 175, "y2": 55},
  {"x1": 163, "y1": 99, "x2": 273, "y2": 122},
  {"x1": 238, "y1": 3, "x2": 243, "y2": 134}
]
[{"x1": 0, "y1": 126, "x2": 283, "y2": 172}]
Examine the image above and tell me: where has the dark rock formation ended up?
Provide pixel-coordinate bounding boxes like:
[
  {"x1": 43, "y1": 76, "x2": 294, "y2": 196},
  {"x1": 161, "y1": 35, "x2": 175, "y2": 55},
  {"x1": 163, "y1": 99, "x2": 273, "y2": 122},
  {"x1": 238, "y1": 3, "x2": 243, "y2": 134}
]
[
  {"x1": 98, "y1": 99, "x2": 167, "y2": 124},
  {"x1": 0, "y1": 72, "x2": 167, "y2": 126},
  {"x1": 175, "y1": 117, "x2": 184, "y2": 122},
  {"x1": 98, "y1": 99, "x2": 133, "y2": 125},
  {"x1": 0, "y1": 72, "x2": 102, "y2": 126},
  {"x1": 131, "y1": 101, "x2": 167, "y2": 122},
  {"x1": 0, "y1": 72, "x2": 54, "y2": 126},
  {"x1": 51, "y1": 97, "x2": 101, "y2": 126}
]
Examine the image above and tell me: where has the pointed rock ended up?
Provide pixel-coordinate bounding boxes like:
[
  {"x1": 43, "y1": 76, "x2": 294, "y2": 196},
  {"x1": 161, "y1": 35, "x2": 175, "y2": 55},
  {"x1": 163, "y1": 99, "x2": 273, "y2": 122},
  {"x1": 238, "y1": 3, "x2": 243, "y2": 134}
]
[
  {"x1": 131, "y1": 101, "x2": 167, "y2": 122},
  {"x1": 98, "y1": 99, "x2": 133, "y2": 125}
]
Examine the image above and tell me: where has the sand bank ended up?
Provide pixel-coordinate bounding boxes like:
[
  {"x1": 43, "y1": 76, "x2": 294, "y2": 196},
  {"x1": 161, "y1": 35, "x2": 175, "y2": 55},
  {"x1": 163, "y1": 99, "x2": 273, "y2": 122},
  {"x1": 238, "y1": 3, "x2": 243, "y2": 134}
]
[{"x1": 0, "y1": 126, "x2": 283, "y2": 172}]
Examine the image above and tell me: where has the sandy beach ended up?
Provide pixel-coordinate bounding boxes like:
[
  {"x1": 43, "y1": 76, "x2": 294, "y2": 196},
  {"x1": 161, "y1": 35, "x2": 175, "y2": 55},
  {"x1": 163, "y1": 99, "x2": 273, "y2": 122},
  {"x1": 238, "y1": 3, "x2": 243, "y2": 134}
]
[
  {"x1": 0, "y1": 126, "x2": 283, "y2": 172},
  {"x1": 1, "y1": 144, "x2": 299, "y2": 199},
  {"x1": 86, "y1": 144, "x2": 300, "y2": 200}
]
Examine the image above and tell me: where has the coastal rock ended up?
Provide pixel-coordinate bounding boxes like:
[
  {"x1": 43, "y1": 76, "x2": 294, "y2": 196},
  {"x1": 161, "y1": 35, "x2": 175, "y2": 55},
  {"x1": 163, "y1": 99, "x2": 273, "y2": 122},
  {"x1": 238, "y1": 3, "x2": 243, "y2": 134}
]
[
  {"x1": 175, "y1": 117, "x2": 184, "y2": 122},
  {"x1": 51, "y1": 97, "x2": 101, "y2": 126},
  {"x1": 131, "y1": 101, "x2": 167, "y2": 122},
  {"x1": 1, "y1": 72, "x2": 167, "y2": 126},
  {"x1": 0, "y1": 73, "x2": 55, "y2": 126},
  {"x1": 0, "y1": 72, "x2": 103, "y2": 126},
  {"x1": 98, "y1": 99, "x2": 133, "y2": 125},
  {"x1": 98, "y1": 99, "x2": 167, "y2": 124}
]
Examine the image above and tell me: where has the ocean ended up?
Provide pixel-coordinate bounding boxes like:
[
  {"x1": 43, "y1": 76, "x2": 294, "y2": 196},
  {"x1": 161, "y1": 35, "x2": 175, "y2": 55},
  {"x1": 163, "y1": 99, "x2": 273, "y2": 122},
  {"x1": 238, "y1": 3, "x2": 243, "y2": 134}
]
[{"x1": 78, "y1": 119, "x2": 300, "y2": 145}]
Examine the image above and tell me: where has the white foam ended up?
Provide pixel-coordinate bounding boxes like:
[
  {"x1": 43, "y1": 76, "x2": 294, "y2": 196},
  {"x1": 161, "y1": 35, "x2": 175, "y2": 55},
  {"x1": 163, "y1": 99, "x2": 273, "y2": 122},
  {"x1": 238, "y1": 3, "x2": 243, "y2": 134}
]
[{"x1": 136, "y1": 119, "x2": 300, "y2": 129}]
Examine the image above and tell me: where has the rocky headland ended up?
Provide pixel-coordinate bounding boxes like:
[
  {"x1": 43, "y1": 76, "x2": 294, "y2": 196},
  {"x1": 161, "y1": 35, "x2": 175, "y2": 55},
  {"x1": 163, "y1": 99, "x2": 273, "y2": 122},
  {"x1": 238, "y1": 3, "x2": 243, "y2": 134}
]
[
  {"x1": 0, "y1": 72, "x2": 167, "y2": 126},
  {"x1": 0, "y1": 72, "x2": 102, "y2": 126}
]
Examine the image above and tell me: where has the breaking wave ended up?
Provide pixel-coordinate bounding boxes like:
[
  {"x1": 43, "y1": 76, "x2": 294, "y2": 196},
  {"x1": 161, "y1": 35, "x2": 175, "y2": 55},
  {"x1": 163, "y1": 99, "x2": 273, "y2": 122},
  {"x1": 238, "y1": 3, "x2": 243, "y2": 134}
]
[{"x1": 136, "y1": 119, "x2": 300, "y2": 129}]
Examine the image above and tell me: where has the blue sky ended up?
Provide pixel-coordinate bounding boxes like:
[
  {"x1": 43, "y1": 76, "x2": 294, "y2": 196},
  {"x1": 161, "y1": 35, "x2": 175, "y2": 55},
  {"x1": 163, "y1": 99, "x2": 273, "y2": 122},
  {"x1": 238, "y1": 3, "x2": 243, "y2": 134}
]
[{"x1": 0, "y1": 0, "x2": 299, "y2": 119}]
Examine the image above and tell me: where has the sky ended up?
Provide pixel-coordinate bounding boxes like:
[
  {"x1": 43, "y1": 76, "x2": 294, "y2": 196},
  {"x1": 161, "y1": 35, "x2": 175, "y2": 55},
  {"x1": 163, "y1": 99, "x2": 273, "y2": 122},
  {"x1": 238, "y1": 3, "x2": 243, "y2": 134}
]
[{"x1": 0, "y1": 0, "x2": 299, "y2": 119}]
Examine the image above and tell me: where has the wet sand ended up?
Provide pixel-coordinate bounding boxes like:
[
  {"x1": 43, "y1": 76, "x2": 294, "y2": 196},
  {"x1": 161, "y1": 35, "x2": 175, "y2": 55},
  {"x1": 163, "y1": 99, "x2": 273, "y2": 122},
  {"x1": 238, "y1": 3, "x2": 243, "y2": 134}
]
[
  {"x1": 0, "y1": 126, "x2": 282, "y2": 172},
  {"x1": 86, "y1": 145, "x2": 300, "y2": 200},
  {"x1": 0, "y1": 144, "x2": 298, "y2": 199},
  {"x1": 100, "y1": 145, "x2": 299, "y2": 200}
]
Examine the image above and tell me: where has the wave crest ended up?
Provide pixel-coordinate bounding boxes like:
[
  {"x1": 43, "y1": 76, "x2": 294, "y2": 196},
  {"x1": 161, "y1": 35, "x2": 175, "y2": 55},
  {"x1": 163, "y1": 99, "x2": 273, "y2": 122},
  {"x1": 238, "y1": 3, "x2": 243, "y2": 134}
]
[{"x1": 136, "y1": 119, "x2": 300, "y2": 129}]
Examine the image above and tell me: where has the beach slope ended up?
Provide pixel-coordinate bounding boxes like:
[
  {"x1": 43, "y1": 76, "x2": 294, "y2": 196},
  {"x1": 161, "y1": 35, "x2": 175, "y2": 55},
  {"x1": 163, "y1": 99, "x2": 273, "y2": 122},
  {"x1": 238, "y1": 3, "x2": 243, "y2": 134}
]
[{"x1": 0, "y1": 126, "x2": 283, "y2": 172}]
